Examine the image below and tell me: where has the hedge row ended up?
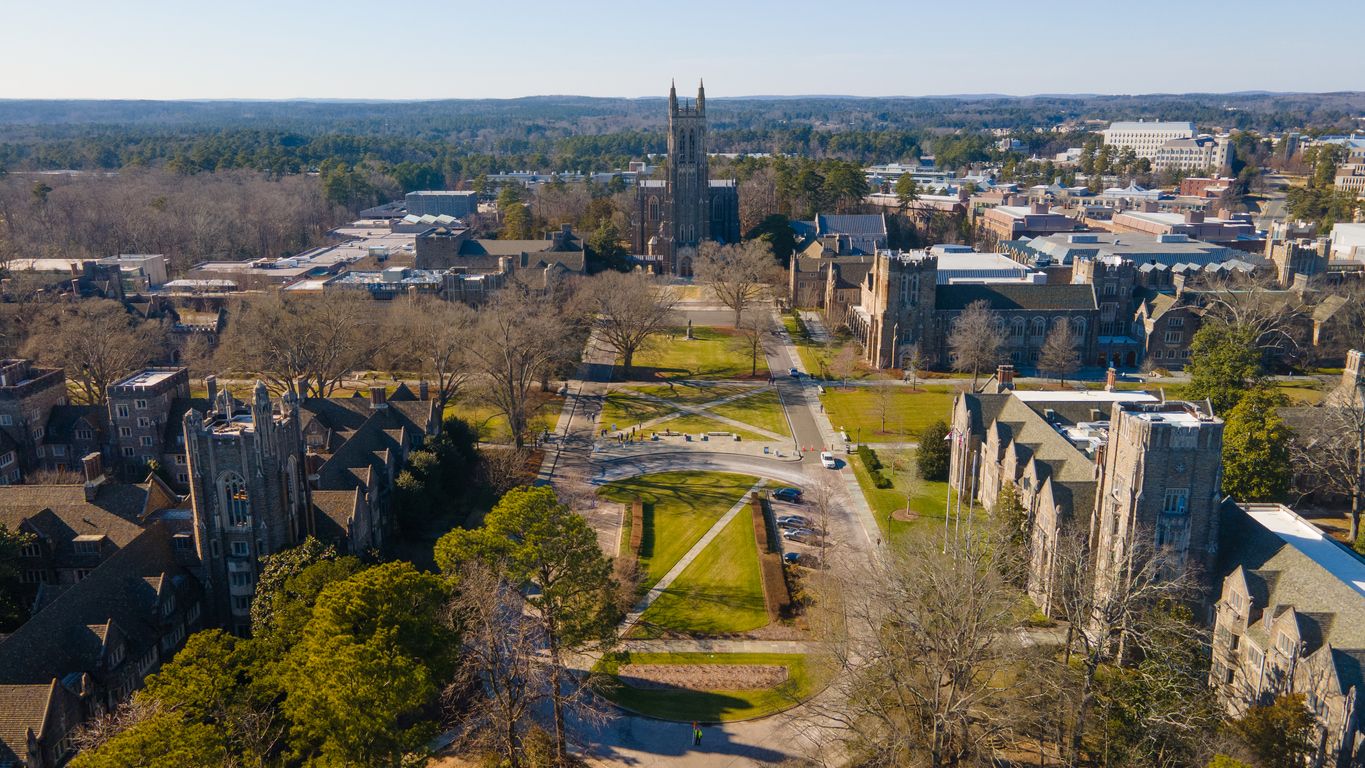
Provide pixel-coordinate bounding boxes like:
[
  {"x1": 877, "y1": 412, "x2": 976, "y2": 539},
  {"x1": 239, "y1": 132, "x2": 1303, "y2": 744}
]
[
  {"x1": 629, "y1": 500, "x2": 644, "y2": 552},
  {"x1": 751, "y1": 494, "x2": 792, "y2": 622},
  {"x1": 858, "y1": 446, "x2": 892, "y2": 489}
]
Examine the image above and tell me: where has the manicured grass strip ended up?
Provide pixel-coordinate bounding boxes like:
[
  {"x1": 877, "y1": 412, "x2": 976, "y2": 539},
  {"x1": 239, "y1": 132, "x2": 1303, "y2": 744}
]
[
  {"x1": 658, "y1": 414, "x2": 770, "y2": 442},
  {"x1": 631, "y1": 382, "x2": 755, "y2": 406},
  {"x1": 598, "y1": 472, "x2": 758, "y2": 589},
  {"x1": 634, "y1": 512, "x2": 767, "y2": 637},
  {"x1": 624, "y1": 326, "x2": 769, "y2": 380},
  {"x1": 708, "y1": 389, "x2": 790, "y2": 438},
  {"x1": 601, "y1": 390, "x2": 678, "y2": 431},
  {"x1": 848, "y1": 448, "x2": 961, "y2": 544},
  {"x1": 820, "y1": 385, "x2": 956, "y2": 443},
  {"x1": 596, "y1": 652, "x2": 826, "y2": 722},
  {"x1": 444, "y1": 391, "x2": 563, "y2": 443}
]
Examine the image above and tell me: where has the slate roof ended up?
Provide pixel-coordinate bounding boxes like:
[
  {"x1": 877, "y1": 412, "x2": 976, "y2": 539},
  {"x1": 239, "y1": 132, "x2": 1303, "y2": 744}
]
[
  {"x1": 0, "y1": 681, "x2": 58, "y2": 763},
  {"x1": 814, "y1": 214, "x2": 887, "y2": 238},
  {"x1": 0, "y1": 523, "x2": 193, "y2": 686},
  {"x1": 935, "y1": 283, "x2": 1097, "y2": 312},
  {"x1": 43, "y1": 405, "x2": 107, "y2": 444},
  {"x1": 0, "y1": 483, "x2": 155, "y2": 555}
]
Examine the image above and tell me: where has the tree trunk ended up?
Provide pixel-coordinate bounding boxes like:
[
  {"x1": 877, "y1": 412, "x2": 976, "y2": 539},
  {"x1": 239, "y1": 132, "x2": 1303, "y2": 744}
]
[
  {"x1": 548, "y1": 640, "x2": 567, "y2": 766},
  {"x1": 622, "y1": 349, "x2": 634, "y2": 380}
]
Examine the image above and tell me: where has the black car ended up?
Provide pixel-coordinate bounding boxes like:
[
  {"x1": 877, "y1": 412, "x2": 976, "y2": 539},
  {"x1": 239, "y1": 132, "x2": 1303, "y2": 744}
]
[{"x1": 772, "y1": 487, "x2": 803, "y2": 503}]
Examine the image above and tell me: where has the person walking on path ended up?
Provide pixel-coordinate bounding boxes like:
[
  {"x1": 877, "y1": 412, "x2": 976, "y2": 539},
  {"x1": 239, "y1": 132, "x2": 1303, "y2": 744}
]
[{"x1": 692, "y1": 723, "x2": 702, "y2": 746}]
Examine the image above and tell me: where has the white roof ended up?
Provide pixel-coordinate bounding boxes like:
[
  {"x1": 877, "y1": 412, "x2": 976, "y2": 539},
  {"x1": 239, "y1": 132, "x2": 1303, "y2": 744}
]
[
  {"x1": 1242, "y1": 504, "x2": 1365, "y2": 601},
  {"x1": 1104, "y1": 121, "x2": 1195, "y2": 133},
  {"x1": 1011, "y1": 390, "x2": 1158, "y2": 404}
]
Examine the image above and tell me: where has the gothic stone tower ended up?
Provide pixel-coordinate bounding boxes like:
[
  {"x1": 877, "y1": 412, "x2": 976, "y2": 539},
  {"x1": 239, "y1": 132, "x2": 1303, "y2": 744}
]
[
  {"x1": 183, "y1": 381, "x2": 311, "y2": 634},
  {"x1": 668, "y1": 80, "x2": 708, "y2": 275},
  {"x1": 1090, "y1": 400, "x2": 1225, "y2": 611}
]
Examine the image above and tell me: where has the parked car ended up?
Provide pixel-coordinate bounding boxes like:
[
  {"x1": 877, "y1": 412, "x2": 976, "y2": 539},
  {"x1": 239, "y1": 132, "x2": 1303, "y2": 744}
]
[
  {"x1": 782, "y1": 528, "x2": 816, "y2": 542},
  {"x1": 783, "y1": 552, "x2": 801, "y2": 565},
  {"x1": 789, "y1": 367, "x2": 801, "y2": 378},
  {"x1": 820, "y1": 451, "x2": 838, "y2": 469},
  {"x1": 772, "y1": 487, "x2": 803, "y2": 503}
]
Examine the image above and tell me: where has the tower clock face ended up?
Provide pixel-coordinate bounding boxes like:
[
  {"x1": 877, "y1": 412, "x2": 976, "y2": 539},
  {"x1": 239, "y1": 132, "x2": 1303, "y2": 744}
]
[{"x1": 1174, "y1": 462, "x2": 1187, "y2": 473}]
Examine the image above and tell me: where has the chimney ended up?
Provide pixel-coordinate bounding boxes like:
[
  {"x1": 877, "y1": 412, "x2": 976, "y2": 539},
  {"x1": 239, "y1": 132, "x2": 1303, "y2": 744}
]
[
  {"x1": 1184, "y1": 210, "x2": 1205, "y2": 224},
  {"x1": 1105, "y1": 366, "x2": 1117, "y2": 392},
  {"x1": 997, "y1": 364, "x2": 1015, "y2": 391},
  {"x1": 369, "y1": 386, "x2": 387, "y2": 410},
  {"x1": 418, "y1": 380, "x2": 429, "y2": 400},
  {"x1": 82, "y1": 452, "x2": 106, "y2": 502},
  {"x1": 205, "y1": 375, "x2": 218, "y2": 405},
  {"x1": 1142, "y1": 200, "x2": 1159, "y2": 213},
  {"x1": 1030, "y1": 201, "x2": 1048, "y2": 215}
]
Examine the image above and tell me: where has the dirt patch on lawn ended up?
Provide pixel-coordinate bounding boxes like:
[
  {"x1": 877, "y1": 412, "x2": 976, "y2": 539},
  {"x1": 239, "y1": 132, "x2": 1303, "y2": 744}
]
[
  {"x1": 891, "y1": 509, "x2": 920, "y2": 523},
  {"x1": 618, "y1": 664, "x2": 788, "y2": 691}
]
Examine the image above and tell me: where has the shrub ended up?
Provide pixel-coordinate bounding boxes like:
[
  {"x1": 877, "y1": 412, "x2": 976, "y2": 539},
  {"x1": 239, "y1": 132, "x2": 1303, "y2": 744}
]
[
  {"x1": 917, "y1": 420, "x2": 951, "y2": 481},
  {"x1": 857, "y1": 444, "x2": 882, "y2": 471}
]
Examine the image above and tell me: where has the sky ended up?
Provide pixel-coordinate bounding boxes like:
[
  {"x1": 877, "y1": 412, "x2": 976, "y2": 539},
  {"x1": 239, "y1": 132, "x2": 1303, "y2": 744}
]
[{"x1": 5, "y1": 0, "x2": 1363, "y2": 100}]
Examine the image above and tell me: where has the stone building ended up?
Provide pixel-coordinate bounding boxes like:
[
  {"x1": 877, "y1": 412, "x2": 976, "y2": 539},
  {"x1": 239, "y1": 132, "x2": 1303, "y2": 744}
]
[
  {"x1": 107, "y1": 368, "x2": 191, "y2": 482},
  {"x1": 182, "y1": 382, "x2": 310, "y2": 633},
  {"x1": 1090, "y1": 400, "x2": 1226, "y2": 608},
  {"x1": 632, "y1": 81, "x2": 740, "y2": 275},
  {"x1": 1211, "y1": 502, "x2": 1365, "y2": 768},
  {"x1": 0, "y1": 360, "x2": 69, "y2": 482},
  {"x1": 846, "y1": 250, "x2": 1097, "y2": 371}
]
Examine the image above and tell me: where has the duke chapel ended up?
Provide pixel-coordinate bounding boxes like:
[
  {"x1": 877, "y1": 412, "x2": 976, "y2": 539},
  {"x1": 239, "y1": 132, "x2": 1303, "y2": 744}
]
[{"x1": 633, "y1": 79, "x2": 740, "y2": 276}]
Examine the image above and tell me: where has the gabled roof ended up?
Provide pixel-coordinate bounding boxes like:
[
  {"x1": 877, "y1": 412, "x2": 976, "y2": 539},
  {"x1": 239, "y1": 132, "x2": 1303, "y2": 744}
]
[
  {"x1": 43, "y1": 405, "x2": 107, "y2": 444},
  {"x1": 936, "y1": 283, "x2": 1097, "y2": 312},
  {"x1": 0, "y1": 483, "x2": 155, "y2": 553},
  {"x1": 0, "y1": 523, "x2": 196, "y2": 686},
  {"x1": 0, "y1": 680, "x2": 59, "y2": 762}
]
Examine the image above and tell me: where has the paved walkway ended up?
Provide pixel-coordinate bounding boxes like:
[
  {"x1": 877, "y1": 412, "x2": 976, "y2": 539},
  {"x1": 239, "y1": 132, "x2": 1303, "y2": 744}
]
[
  {"x1": 620, "y1": 479, "x2": 767, "y2": 633},
  {"x1": 620, "y1": 388, "x2": 788, "y2": 442}
]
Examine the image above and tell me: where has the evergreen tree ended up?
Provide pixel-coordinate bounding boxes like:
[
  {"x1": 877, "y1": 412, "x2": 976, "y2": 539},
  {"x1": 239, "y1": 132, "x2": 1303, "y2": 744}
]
[
  {"x1": 1222, "y1": 388, "x2": 1292, "y2": 502},
  {"x1": 1185, "y1": 323, "x2": 1263, "y2": 414},
  {"x1": 917, "y1": 420, "x2": 951, "y2": 482}
]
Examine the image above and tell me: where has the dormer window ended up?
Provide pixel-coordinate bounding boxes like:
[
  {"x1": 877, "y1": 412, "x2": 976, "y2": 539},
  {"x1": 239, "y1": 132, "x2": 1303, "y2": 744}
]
[{"x1": 73, "y1": 535, "x2": 105, "y2": 556}]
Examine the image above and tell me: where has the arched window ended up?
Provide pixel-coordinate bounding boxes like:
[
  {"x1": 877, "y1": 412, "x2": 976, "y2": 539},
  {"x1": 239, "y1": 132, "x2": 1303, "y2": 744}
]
[
  {"x1": 1011, "y1": 317, "x2": 1026, "y2": 340},
  {"x1": 1030, "y1": 316, "x2": 1047, "y2": 341},
  {"x1": 648, "y1": 196, "x2": 659, "y2": 222},
  {"x1": 1071, "y1": 316, "x2": 1086, "y2": 340},
  {"x1": 688, "y1": 131, "x2": 696, "y2": 162},
  {"x1": 219, "y1": 473, "x2": 250, "y2": 527}
]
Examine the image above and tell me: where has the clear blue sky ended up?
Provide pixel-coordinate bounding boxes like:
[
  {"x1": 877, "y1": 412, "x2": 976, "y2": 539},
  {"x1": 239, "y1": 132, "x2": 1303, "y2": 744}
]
[{"x1": 6, "y1": 0, "x2": 1362, "y2": 100}]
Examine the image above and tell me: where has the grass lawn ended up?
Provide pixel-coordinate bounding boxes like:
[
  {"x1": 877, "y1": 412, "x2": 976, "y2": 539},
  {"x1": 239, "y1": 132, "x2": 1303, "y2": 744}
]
[
  {"x1": 601, "y1": 390, "x2": 678, "y2": 430},
  {"x1": 598, "y1": 471, "x2": 758, "y2": 588},
  {"x1": 443, "y1": 391, "x2": 563, "y2": 443},
  {"x1": 595, "y1": 651, "x2": 828, "y2": 722},
  {"x1": 848, "y1": 448, "x2": 963, "y2": 544},
  {"x1": 624, "y1": 326, "x2": 769, "y2": 380},
  {"x1": 1278, "y1": 384, "x2": 1325, "y2": 405},
  {"x1": 821, "y1": 385, "x2": 957, "y2": 443},
  {"x1": 634, "y1": 512, "x2": 767, "y2": 637},
  {"x1": 658, "y1": 414, "x2": 771, "y2": 442},
  {"x1": 708, "y1": 389, "x2": 791, "y2": 437},
  {"x1": 631, "y1": 382, "x2": 755, "y2": 406}
]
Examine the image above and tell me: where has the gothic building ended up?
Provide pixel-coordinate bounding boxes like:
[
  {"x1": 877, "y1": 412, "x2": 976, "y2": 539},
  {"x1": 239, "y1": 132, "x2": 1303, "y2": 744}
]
[
  {"x1": 182, "y1": 381, "x2": 310, "y2": 633},
  {"x1": 634, "y1": 80, "x2": 740, "y2": 276}
]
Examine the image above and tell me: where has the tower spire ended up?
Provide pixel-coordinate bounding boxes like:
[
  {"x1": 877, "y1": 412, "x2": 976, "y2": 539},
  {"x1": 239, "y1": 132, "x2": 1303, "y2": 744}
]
[
  {"x1": 669, "y1": 79, "x2": 677, "y2": 113},
  {"x1": 697, "y1": 79, "x2": 705, "y2": 112}
]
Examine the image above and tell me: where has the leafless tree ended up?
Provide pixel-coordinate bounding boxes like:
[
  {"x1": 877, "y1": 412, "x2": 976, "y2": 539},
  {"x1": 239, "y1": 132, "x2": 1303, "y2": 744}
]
[
  {"x1": 900, "y1": 340, "x2": 926, "y2": 391},
  {"x1": 218, "y1": 292, "x2": 382, "y2": 399},
  {"x1": 1048, "y1": 531, "x2": 1205, "y2": 766},
  {"x1": 948, "y1": 299, "x2": 1005, "y2": 391},
  {"x1": 830, "y1": 343, "x2": 858, "y2": 388},
  {"x1": 466, "y1": 289, "x2": 568, "y2": 449},
  {"x1": 23, "y1": 299, "x2": 166, "y2": 404},
  {"x1": 1198, "y1": 272, "x2": 1309, "y2": 364},
  {"x1": 70, "y1": 698, "x2": 155, "y2": 754},
  {"x1": 739, "y1": 165, "x2": 780, "y2": 235},
  {"x1": 1290, "y1": 401, "x2": 1365, "y2": 541},
  {"x1": 812, "y1": 534, "x2": 1047, "y2": 767},
  {"x1": 479, "y1": 446, "x2": 533, "y2": 496},
  {"x1": 872, "y1": 382, "x2": 896, "y2": 435},
  {"x1": 395, "y1": 297, "x2": 476, "y2": 414},
  {"x1": 585, "y1": 270, "x2": 676, "y2": 379},
  {"x1": 1039, "y1": 318, "x2": 1081, "y2": 385},
  {"x1": 733, "y1": 311, "x2": 772, "y2": 378},
  {"x1": 694, "y1": 240, "x2": 778, "y2": 327},
  {"x1": 443, "y1": 562, "x2": 551, "y2": 768}
]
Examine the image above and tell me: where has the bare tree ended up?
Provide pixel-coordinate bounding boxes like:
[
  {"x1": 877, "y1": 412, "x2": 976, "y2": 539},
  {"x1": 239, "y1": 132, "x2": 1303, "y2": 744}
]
[
  {"x1": 734, "y1": 311, "x2": 772, "y2": 377},
  {"x1": 814, "y1": 534, "x2": 1046, "y2": 767},
  {"x1": 395, "y1": 297, "x2": 476, "y2": 414},
  {"x1": 467, "y1": 290, "x2": 567, "y2": 449},
  {"x1": 219, "y1": 292, "x2": 382, "y2": 399},
  {"x1": 1039, "y1": 318, "x2": 1081, "y2": 385},
  {"x1": 1291, "y1": 401, "x2": 1365, "y2": 542},
  {"x1": 900, "y1": 340, "x2": 926, "y2": 391},
  {"x1": 694, "y1": 240, "x2": 778, "y2": 327},
  {"x1": 948, "y1": 299, "x2": 1005, "y2": 390},
  {"x1": 1198, "y1": 272, "x2": 1309, "y2": 365},
  {"x1": 1049, "y1": 532, "x2": 1206, "y2": 767},
  {"x1": 444, "y1": 562, "x2": 550, "y2": 768},
  {"x1": 23, "y1": 299, "x2": 165, "y2": 404},
  {"x1": 872, "y1": 382, "x2": 896, "y2": 435},
  {"x1": 586, "y1": 270, "x2": 676, "y2": 379},
  {"x1": 831, "y1": 343, "x2": 858, "y2": 388}
]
